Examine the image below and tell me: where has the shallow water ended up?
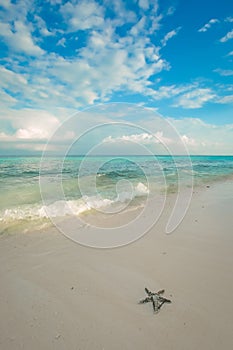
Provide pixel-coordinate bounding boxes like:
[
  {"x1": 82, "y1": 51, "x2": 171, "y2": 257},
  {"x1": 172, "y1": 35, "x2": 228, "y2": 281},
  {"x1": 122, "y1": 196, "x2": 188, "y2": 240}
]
[{"x1": 0, "y1": 155, "x2": 233, "y2": 232}]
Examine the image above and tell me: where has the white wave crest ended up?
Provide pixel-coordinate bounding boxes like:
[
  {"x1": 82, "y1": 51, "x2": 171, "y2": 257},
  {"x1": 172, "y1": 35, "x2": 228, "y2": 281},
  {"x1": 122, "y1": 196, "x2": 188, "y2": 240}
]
[
  {"x1": 135, "y1": 182, "x2": 149, "y2": 196},
  {"x1": 0, "y1": 182, "x2": 149, "y2": 222}
]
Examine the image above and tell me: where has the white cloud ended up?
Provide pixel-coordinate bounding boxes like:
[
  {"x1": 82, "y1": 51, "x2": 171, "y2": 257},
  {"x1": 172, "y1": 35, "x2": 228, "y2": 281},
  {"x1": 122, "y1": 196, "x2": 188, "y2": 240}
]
[
  {"x1": 103, "y1": 131, "x2": 172, "y2": 145},
  {"x1": 130, "y1": 16, "x2": 147, "y2": 36},
  {"x1": 0, "y1": 104, "x2": 233, "y2": 155},
  {"x1": 161, "y1": 27, "x2": 181, "y2": 46},
  {"x1": 56, "y1": 38, "x2": 66, "y2": 47},
  {"x1": 167, "y1": 117, "x2": 233, "y2": 154},
  {"x1": 0, "y1": 0, "x2": 172, "y2": 107},
  {"x1": 60, "y1": 0, "x2": 105, "y2": 32},
  {"x1": 43, "y1": 26, "x2": 168, "y2": 104},
  {"x1": 218, "y1": 95, "x2": 233, "y2": 104},
  {"x1": 0, "y1": 132, "x2": 9, "y2": 139},
  {"x1": 0, "y1": 66, "x2": 27, "y2": 89},
  {"x1": 0, "y1": 0, "x2": 231, "y2": 158},
  {"x1": 227, "y1": 51, "x2": 233, "y2": 56},
  {"x1": 0, "y1": 20, "x2": 44, "y2": 56},
  {"x1": 104, "y1": 0, "x2": 137, "y2": 27},
  {"x1": 0, "y1": 105, "x2": 75, "y2": 152},
  {"x1": 103, "y1": 133, "x2": 154, "y2": 144},
  {"x1": 138, "y1": 0, "x2": 149, "y2": 11},
  {"x1": 0, "y1": 109, "x2": 60, "y2": 141},
  {"x1": 150, "y1": 83, "x2": 229, "y2": 109},
  {"x1": 0, "y1": 0, "x2": 11, "y2": 8},
  {"x1": 101, "y1": 115, "x2": 233, "y2": 155},
  {"x1": 0, "y1": 0, "x2": 52, "y2": 55},
  {"x1": 220, "y1": 30, "x2": 233, "y2": 42},
  {"x1": 46, "y1": 0, "x2": 62, "y2": 4},
  {"x1": 167, "y1": 6, "x2": 176, "y2": 16},
  {"x1": 225, "y1": 17, "x2": 233, "y2": 23},
  {"x1": 181, "y1": 134, "x2": 197, "y2": 146},
  {"x1": 151, "y1": 84, "x2": 193, "y2": 100},
  {"x1": 15, "y1": 127, "x2": 49, "y2": 140},
  {"x1": 214, "y1": 68, "x2": 233, "y2": 76},
  {"x1": 33, "y1": 15, "x2": 53, "y2": 37},
  {"x1": 0, "y1": 0, "x2": 45, "y2": 57},
  {"x1": 173, "y1": 88, "x2": 216, "y2": 109},
  {"x1": 0, "y1": 89, "x2": 17, "y2": 106},
  {"x1": 198, "y1": 18, "x2": 219, "y2": 32}
]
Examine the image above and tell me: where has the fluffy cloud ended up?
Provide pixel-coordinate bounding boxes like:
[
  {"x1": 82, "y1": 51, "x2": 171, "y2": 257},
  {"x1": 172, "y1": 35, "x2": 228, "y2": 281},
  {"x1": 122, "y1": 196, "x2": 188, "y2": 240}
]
[
  {"x1": 150, "y1": 84, "x2": 223, "y2": 109},
  {"x1": 0, "y1": 0, "x2": 232, "y2": 157},
  {"x1": 181, "y1": 134, "x2": 197, "y2": 146},
  {"x1": 198, "y1": 18, "x2": 219, "y2": 32},
  {"x1": 0, "y1": 66, "x2": 27, "y2": 91},
  {"x1": 138, "y1": 0, "x2": 150, "y2": 11},
  {"x1": 220, "y1": 30, "x2": 233, "y2": 43},
  {"x1": 0, "y1": 109, "x2": 60, "y2": 140},
  {"x1": 169, "y1": 117, "x2": 233, "y2": 154},
  {"x1": 161, "y1": 27, "x2": 181, "y2": 46},
  {"x1": 151, "y1": 84, "x2": 193, "y2": 100},
  {"x1": 0, "y1": 0, "x2": 45, "y2": 56},
  {"x1": 0, "y1": 89, "x2": 17, "y2": 106},
  {"x1": 214, "y1": 69, "x2": 233, "y2": 76},
  {"x1": 101, "y1": 116, "x2": 233, "y2": 155},
  {"x1": 173, "y1": 88, "x2": 216, "y2": 109},
  {"x1": 60, "y1": 0, "x2": 105, "y2": 32},
  {"x1": 0, "y1": 21, "x2": 44, "y2": 56},
  {"x1": 0, "y1": 0, "x2": 231, "y2": 114},
  {"x1": 0, "y1": 104, "x2": 232, "y2": 155},
  {"x1": 218, "y1": 95, "x2": 233, "y2": 104},
  {"x1": 103, "y1": 131, "x2": 172, "y2": 145},
  {"x1": 0, "y1": 0, "x2": 170, "y2": 107},
  {"x1": 225, "y1": 17, "x2": 233, "y2": 23}
]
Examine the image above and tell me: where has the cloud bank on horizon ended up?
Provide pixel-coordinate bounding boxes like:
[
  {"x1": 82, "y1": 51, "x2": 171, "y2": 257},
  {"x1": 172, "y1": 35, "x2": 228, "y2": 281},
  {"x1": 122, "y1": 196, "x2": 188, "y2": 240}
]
[{"x1": 0, "y1": 0, "x2": 232, "y2": 155}]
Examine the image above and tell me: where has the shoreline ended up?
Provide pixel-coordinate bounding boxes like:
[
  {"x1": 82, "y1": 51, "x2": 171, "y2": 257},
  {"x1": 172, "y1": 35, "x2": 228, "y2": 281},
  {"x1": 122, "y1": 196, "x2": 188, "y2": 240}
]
[
  {"x1": 0, "y1": 180, "x2": 233, "y2": 349},
  {"x1": 1, "y1": 173, "x2": 233, "y2": 235}
]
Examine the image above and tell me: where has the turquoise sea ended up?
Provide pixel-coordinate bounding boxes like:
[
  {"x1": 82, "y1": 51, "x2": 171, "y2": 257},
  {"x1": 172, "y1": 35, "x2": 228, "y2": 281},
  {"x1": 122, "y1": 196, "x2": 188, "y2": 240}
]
[{"x1": 0, "y1": 155, "x2": 233, "y2": 233}]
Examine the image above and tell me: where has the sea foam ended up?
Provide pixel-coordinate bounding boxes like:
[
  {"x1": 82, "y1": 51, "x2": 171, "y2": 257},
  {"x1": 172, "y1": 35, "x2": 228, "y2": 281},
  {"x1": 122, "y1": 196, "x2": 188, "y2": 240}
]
[{"x1": 0, "y1": 182, "x2": 149, "y2": 222}]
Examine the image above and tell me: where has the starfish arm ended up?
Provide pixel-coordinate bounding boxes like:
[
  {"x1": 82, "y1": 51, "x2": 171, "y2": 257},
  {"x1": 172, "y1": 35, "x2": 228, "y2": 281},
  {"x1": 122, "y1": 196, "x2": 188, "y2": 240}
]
[
  {"x1": 157, "y1": 289, "x2": 165, "y2": 295},
  {"x1": 152, "y1": 298, "x2": 156, "y2": 312},
  {"x1": 139, "y1": 297, "x2": 150, "y2": 304},
  {"x1": 158, "y1": 300, "x2": 166, "y2": 310},
  {"x1": 152, "y1": 297, "x2": 159, "y2": 312},
  {"x1": 158, "y1": 296, "x2": 171, "y2": 303}
]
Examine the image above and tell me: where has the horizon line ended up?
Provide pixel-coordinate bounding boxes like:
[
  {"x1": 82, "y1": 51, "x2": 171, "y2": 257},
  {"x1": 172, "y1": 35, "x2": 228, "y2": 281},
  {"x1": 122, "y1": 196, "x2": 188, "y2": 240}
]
[{"x1": 0, "y1": 154, "x2": 233, "y2": 157}]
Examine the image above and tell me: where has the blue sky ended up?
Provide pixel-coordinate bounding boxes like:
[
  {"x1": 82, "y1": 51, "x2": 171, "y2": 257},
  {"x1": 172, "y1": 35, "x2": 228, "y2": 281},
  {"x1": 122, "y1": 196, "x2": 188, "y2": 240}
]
[{"x1": 0, "y1": 0, "x2": 232, "y2": 155}]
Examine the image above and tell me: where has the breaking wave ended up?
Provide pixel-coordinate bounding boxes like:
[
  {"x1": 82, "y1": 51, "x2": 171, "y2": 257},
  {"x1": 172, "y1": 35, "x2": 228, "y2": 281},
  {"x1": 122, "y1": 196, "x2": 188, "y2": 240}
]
[{"x1": 0, "y1": 182, "x2": 149, "y2": 222}]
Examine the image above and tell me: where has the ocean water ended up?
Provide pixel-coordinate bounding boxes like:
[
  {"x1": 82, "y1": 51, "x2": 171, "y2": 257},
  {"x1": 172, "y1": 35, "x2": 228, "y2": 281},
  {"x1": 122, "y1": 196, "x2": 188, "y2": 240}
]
[{"x1": 0, "y1": 155, "x2": 233, "y2": 233}]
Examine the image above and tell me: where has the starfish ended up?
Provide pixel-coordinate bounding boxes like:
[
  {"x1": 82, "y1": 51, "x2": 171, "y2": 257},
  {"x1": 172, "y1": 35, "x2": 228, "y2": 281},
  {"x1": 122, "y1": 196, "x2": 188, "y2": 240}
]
[{"x1": 139, "y1": 287, "x2": 171, "y2": 313}]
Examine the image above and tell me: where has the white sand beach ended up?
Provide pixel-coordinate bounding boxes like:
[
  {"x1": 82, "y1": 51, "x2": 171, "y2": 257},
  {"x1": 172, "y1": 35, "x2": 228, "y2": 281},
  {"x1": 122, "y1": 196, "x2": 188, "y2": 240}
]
[{"x1": 0, "y1": 180, "x2": 233, "y2": 350}]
